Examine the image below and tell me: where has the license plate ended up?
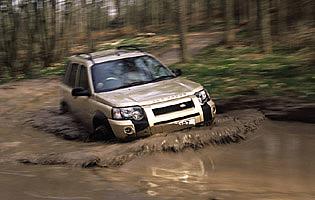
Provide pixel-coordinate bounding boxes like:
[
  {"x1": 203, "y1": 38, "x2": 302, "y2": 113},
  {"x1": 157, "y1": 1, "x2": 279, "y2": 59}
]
[{"x1": 172, "y1": 118, "x2": 196, "y2": 126}]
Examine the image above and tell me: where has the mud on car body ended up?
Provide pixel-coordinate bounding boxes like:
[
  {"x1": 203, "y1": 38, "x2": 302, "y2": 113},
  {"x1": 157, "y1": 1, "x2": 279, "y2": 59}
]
[{"x1": 60, "y1": 46, "x2": 216, "y2": 141}]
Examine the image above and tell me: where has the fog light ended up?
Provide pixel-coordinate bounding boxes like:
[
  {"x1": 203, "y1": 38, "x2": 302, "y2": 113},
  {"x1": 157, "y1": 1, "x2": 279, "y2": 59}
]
[{"x1": 124, "y1": 127, "x2": 134, "y2": 135}]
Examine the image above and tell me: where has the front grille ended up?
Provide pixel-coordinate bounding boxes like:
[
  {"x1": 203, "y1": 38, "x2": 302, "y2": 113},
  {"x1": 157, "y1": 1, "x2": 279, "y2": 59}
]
[{"x1": 152, "y1": 100, "x2": 195, "y2": 116}]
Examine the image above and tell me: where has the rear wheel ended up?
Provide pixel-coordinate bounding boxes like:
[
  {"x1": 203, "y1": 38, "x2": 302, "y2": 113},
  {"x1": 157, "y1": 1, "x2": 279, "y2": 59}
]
[{"x1": 60, "y1": 102, "x2": 69, "y2": 114}]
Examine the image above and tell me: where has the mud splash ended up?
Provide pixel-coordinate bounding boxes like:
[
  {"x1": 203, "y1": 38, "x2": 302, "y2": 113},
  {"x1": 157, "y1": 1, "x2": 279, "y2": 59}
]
[
  {"x1": 21, "y1": 108, "x2": 265, "y2": 168},
  {"x1": 25, "y1": 107, "x2": 88, "y2": 141}
]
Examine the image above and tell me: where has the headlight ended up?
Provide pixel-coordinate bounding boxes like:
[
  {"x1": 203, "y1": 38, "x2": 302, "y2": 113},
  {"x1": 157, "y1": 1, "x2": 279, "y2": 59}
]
[
  {"x1": 195, "y1": 89, "x2": 210, "y2": 105},
  {"x1": 112, "y1": 106, "x2": 145, "y2": 121}
]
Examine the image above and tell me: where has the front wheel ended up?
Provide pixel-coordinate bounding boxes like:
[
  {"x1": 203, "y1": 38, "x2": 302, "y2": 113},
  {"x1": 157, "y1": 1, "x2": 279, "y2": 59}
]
[
  {"x1": 205, "y1": 117, "x2": 215, "y2": 127},
  {"x1": 92, "y1": 118, "x2": 116, "y2": 142}
]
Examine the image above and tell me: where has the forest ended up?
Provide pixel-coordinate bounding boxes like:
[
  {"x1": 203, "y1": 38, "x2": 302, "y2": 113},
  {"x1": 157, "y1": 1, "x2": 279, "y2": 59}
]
[{"x1": 0, "y1": 0, "x2": 314, "y2": 91}]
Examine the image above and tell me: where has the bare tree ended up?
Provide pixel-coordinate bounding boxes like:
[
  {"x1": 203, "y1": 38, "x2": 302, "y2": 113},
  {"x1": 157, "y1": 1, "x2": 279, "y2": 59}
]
[
  {"x1": 277, "y1": 0, "x2": 287, "y2": 33},
  {"x1": 204, "y1": 0, "x2": 214, "y2": 24},
  {"x1": 115, "y1": 0, "x2": 121, "y2": 18},
  {"x1": 175, "y1": 0, "x2": 188, "y2": 62},
  {"x1": 224, "y1": 0, "x2": 235, "y2": 45},
  {"x1": 248, "y1": 0, "x2": 258, "y2": 32},
  {"x1": 20, "y1": 0, "x2": 36, "y2": 75},
  {"x1": 1, "y1": 0, "x2": 18, "y2": 77},
  {"x1": 260, "y1": 0, "x2": 272, "y2": 53}
]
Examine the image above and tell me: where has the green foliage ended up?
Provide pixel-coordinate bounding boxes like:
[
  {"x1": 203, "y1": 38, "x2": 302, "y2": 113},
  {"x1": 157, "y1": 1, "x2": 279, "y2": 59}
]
[
  {"x1": 0, "y1": 64, "x2": 65, "y2": 84},
  {"x1": 171, "y1": 46, "x2": 315, "y2": 100},
  {"x1": 39, "y1": 66, "x2": 65, "y2": 77}
]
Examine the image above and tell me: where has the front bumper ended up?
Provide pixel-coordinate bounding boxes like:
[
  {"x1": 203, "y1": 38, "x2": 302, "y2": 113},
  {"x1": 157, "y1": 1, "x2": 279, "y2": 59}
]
[{"x1": 108, "y1": 98, "x2": 216, "y2": 140}]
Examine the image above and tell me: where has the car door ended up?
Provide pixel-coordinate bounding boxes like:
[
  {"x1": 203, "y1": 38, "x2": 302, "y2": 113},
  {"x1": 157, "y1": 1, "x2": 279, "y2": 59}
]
[
  {"x1": 61, "y1": 62, "x2": 79, "y2": 114},
  {"x1": 72, "y1": 65, "x2": 93, "y2": 129}
]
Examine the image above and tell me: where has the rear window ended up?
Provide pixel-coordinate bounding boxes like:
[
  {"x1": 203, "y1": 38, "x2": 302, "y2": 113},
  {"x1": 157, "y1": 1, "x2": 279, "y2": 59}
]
[
  {"x1": 67, "y1": 63, "x2": 79, "y2": 88},
  {"x1": 63, "y1": 62, "x2": 71, "y2": 84}
]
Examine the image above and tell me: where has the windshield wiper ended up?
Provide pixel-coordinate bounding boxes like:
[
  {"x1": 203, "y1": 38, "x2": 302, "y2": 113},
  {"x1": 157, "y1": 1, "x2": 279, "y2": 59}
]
[{"x1": 151, "y1": 75, "x2": 175, "y2": 82}]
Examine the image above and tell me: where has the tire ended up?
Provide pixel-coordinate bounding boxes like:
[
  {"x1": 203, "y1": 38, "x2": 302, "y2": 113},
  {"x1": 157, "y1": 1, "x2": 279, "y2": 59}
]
[
  {"x1": 205, "y1": 118, "x2": 215, "y2": 126},
  {"x1": 92, "y1": 116, "x2": 116, "y2": 141},
  {"x1": 60, "y1": 102, "x2": 69, "y2": 114}
]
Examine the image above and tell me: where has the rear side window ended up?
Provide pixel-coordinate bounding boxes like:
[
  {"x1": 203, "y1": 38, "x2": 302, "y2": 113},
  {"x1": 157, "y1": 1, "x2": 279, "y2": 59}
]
[
  {"x1": 63, "y1": 62, "x2": 71, "y2": 84},
  {"x1": 78, "y1": 65, "x2": 89, "y2": 90},
  {"x1": 68, "y1": 63, "x2": 79, "y2": 88}
]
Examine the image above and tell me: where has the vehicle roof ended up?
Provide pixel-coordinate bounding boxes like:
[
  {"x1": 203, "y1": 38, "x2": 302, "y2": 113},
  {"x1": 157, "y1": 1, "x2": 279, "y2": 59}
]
[{"x1": 69, "y1": 49, "x2": 148, "y2": 67}]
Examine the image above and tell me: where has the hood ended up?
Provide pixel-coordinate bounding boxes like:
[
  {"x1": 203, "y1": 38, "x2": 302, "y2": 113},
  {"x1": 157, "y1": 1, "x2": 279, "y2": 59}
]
[{"x1": 94, "y1": 77, "x2": 203, "y2": 107}]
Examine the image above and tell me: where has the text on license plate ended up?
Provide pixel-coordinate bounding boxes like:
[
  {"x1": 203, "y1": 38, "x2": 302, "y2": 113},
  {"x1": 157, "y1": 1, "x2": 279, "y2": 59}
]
[{"x1": 172, "y1": 118, "x2": 196, "y2": 126}]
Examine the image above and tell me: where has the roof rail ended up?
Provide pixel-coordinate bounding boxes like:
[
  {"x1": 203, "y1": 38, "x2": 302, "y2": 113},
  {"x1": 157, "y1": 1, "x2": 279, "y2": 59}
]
[
  {"x1": 117, "y1": 45, "x2": 143, "y2": 52},
  {"x1": 73, "y1": 47, "x2": 144, "y2": 64},
  {"x1": 75, "y1": 52, "x2": 94, "y2": 64}
]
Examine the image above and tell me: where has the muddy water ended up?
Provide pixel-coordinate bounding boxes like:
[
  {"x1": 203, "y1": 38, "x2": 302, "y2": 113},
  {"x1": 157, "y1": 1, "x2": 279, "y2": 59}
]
[
  {"x1": 0, "y1": 79, "x2": 314, "y2": 199},
  {"x1": 1, "y1": 120, "x2": 314, "y2": 200}
]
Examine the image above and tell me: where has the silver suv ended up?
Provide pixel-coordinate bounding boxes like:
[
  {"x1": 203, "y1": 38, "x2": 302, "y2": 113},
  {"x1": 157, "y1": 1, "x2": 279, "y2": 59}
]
[{"x1": 60, "y1": 47, "x2": 216, "y2": 141}]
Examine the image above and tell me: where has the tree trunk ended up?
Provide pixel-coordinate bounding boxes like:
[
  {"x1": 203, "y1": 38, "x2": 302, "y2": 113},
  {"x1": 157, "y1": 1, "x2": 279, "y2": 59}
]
[
  {"x1": 152, "y1": 0, "x2": 159, "y2": 26},
  {"x1": 239, "y1": 0, "x2": 248, "y2": 24},
  {"x1": 277, "y1": 0, "x2": 287, "y2": 32},
  {"x1": 63, "y1": 0, "x2": 73, "y2": 55},
  {"x1": 115, "y1": 0, "x2": 121, "y2": 18},
  {"x1": 22, "y1": 1, "x2": 36, "y2": 76},
  {"x1": 205, "y1": 0, "x2": 213, "y2": 24},
  {"x1": 248, "y1": 0, "x2": 258, "y2": 32},
  {"x1": 260, "y1": 0, "x2": 272, "y2": 53},
  {"x1": 176, "y1": 0, "x2": 188, "y2": 62},
  {"x1": 2, "y1": 0, "x2": 18, "y2": 77},
  {"x1": 224, "y1": 0, "x2": 235, "y2": 45},
  {"x1": 87, "y1": 0, "x2": 96, "y2": 51},
  {"x1": 49, "y1": 0, "x2": 57, "y2": 61}
]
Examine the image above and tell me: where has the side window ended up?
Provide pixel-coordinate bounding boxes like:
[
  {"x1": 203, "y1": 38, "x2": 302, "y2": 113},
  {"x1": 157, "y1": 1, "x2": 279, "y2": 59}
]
[
  {"x1": 68, "y1": 63, "x2": 79, "y2": 88},
  {"x1": 78, "y1": 65, "x2": 89, "y2": 90}
]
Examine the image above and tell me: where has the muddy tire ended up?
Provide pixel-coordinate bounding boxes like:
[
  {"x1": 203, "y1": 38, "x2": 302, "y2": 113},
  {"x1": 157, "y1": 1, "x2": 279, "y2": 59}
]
[
  {"x1": 59, "y1": 102, "x2": 69, "y2": 114},
  {"x1": 92, "y1": 117, "x2": 116, "y2": 142},
  {"x1": 205, "y1": 118, "x2": 215, "y2": 127}
]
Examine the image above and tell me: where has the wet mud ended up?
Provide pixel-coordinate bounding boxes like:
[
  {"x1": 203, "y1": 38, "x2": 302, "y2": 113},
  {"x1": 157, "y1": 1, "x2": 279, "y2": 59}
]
[
  {"x1": 217, "y1": 95, "x2": 315, "y2": 123},
  {"x1": 21, "y1": 108, "x2": 265, "y2": 168},
  {"x1": 25, "y1": 107, "x2": 88, "y2": 141}
]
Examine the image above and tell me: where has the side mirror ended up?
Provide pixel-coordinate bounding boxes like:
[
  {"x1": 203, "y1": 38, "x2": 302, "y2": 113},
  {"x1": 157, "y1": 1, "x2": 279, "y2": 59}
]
[
  {"x1": 71, "y1": 87, "x2": 90, "y2": 97},
  {"x1": 172, "y1": 69, "x2": 182, "y2": 77}
]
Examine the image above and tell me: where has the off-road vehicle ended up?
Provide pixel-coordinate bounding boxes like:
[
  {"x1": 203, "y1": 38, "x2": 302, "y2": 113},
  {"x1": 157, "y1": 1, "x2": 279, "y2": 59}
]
[{"x1": 60, "y1": 46, "x2": 216, "y2": 140}]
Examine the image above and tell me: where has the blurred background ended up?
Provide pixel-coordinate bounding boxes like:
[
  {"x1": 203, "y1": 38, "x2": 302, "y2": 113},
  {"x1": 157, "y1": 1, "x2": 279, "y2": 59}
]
[{"x1": 0, "y1": 0, "x2": 314, "y2": 100}]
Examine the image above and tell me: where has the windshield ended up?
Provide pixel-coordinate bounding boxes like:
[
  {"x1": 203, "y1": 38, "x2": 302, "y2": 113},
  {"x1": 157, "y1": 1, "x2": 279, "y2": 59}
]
[{"x1": 91, "y1": 55, "x2": 175, "y2": 93}]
